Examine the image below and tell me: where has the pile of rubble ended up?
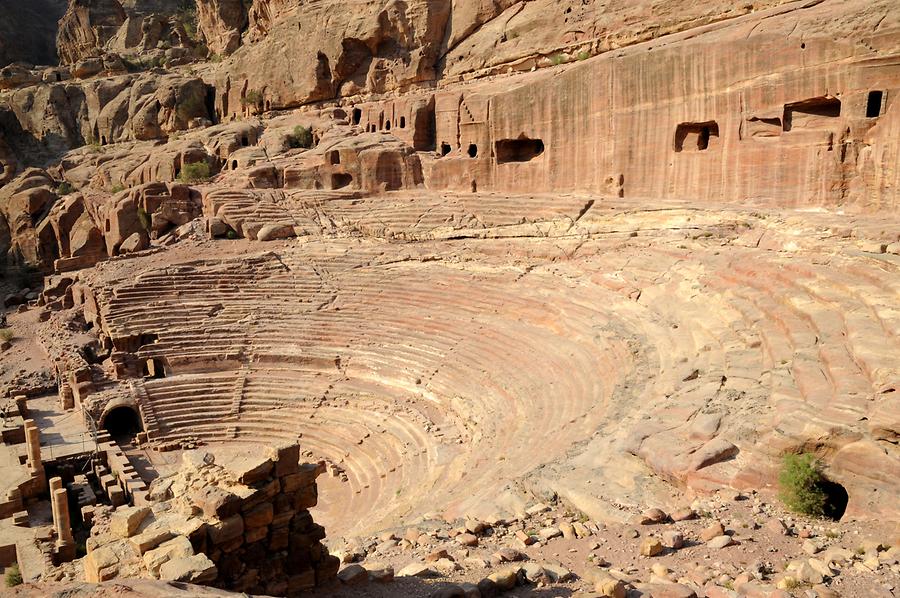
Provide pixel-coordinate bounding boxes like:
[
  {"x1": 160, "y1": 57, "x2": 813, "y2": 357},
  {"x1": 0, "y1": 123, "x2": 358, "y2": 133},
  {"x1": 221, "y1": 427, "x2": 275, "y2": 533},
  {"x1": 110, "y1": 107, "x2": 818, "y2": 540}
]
[
  {"x1": 83, "y1": 444, "x2": 338, "y2": 594},
  {"x1": 326, "y1": 491, "x2": 899, "y2": 597}
]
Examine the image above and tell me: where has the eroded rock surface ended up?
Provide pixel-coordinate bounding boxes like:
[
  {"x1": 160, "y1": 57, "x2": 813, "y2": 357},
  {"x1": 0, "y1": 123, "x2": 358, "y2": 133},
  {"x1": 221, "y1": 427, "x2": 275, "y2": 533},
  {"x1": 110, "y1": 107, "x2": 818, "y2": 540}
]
[{"x1": 0, "y1": 1, "x2": 898, "y2": 597}]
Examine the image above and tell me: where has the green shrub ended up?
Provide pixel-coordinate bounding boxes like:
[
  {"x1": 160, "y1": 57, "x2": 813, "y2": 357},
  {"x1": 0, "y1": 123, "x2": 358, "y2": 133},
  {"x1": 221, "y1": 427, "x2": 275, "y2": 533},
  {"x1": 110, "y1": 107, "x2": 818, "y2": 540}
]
[
  {"x1": 111, "y1": 183, "x2": 125, "y2": 194},
  {"x1": 242, "y1": 90, "x2": 262, "y2": 108},
  {"x1": 5, "y1": 563, "x2": 22, "y2": 587},
  {"x1": 288, "y1": 125, "x2": 313, "y2": 149},
  {"x1": 121, "y1": 56, "x2": 138, "y2": 71},
  {"x1": 178, "y1": 161, "x2": 211, "y2": 183},
  {"x1": 226, "y1": 229, "x2": 238, "y2": 240},
  {"x1": 550, "y1": 53, "x2": 567, "y2": 66},
  {"x1": 176, "y1": 2, "x2": 199, "y2": 41},
  {"x1": 57, "y1": 181, "x2": 74, "y2": 195},
  {"x1": 136, "y1": 207, "x2": 151, "y2": 231},
  {"x1": 779, "y1": 453, "x2": 828, "y2": 517},
  {"x1": 577, "y1": 51, "x2": 590, "y2": 61},
  {"x1": 0, "y1": 328, "x2": 13, "y2": 342},
  {"x1": 178, "y1": 93, "x2": 204, "y2": 119}
]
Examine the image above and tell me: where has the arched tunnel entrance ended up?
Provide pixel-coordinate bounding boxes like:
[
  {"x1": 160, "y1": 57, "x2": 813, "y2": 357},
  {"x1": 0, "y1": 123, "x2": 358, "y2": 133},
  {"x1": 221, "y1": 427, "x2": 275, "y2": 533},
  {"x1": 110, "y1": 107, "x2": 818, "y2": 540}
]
[{"x1": 102, "y1": 406, "x2": 143, "y2": 441}]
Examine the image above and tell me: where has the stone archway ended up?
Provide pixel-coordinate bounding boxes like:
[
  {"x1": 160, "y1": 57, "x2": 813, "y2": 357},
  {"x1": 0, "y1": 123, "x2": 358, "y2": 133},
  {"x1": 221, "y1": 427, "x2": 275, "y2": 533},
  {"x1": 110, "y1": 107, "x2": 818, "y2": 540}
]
[{"x1": 101, "y1": 405, "x2": 143, "y2": 440}]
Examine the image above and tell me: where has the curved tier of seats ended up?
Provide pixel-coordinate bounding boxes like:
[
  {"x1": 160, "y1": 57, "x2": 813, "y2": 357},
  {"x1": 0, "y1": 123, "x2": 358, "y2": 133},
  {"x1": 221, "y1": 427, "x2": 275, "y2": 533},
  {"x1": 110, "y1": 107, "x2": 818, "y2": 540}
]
[{"x1": 86, "y1": 202, "x2": 900, "y2": 536}]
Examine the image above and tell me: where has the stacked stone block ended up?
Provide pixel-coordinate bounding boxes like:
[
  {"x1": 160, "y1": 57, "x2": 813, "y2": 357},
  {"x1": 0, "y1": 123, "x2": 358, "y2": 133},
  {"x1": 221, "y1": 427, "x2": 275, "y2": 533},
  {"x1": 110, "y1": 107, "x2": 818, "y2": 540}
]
[{"x1": 84, "y1": 442, "x2": 338, "y2": 595}]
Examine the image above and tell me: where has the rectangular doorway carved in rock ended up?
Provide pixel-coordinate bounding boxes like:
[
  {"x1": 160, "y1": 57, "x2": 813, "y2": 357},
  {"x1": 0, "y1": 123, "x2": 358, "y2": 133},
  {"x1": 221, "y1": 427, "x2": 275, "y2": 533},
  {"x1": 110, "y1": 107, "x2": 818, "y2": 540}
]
[
  {"x1": 866, "y1": 91, "x2": 884, "y2": 118},
  {"x1": 674, "y1": 122, "x2": 719, "y2": 152}
]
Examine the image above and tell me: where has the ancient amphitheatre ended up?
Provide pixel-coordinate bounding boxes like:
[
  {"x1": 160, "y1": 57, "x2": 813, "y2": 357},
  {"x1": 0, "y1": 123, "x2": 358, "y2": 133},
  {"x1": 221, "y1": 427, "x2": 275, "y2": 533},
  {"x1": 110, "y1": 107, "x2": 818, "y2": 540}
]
[{"x1": 0, "y1": 0, "x2": 898, "y2": 596}]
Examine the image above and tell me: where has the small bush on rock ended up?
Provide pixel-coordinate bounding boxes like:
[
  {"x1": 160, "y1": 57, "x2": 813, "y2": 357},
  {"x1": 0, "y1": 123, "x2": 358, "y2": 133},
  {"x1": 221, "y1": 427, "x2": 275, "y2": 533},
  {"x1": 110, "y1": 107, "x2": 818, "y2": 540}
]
[
  {"x1": 178, "y1": 161, "x2": 211, "y2": 183},
  {"x1": 57, "y1": 181, "x2": 74, "y2": 195},
  {"x1": 0, "y1": 328, "x2": 14, "y2": 342},
  {"x1": 779, "y1": 453, "x2": 828, "y2": 517},
  {"x1": 178, "y1": 93, "x2": 204, "y2": 119},
  {"x1": 137, "y1": 207, "x2": 151, "y2": 231},
  {"x1": 242, "y1": 90, "x2": 262, "y2": 108},
  {"x1": 5, "y1": 563, "x2": 22, "y2": 587},
  {"x1": 288, "y1": 125, "x2": 313, "y2": 149}
]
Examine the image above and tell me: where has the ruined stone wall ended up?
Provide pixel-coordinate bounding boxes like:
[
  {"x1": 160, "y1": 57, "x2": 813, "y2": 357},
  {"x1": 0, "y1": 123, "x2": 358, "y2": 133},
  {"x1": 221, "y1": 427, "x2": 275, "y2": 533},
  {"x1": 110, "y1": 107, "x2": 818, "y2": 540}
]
[{"x1": 84, "y1": 444, "x2": 339, "y2": 594}]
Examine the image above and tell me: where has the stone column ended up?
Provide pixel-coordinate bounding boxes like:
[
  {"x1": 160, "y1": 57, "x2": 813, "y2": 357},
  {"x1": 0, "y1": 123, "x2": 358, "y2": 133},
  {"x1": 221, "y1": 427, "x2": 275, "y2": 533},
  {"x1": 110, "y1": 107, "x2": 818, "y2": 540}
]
[
  {"x1": 59, "y1": 383, "x2": 74, "y2": 410},
  {"x1": 24, "y1": 419, "x2": 41, "y2": 471},
  {"x1": 53, "y1": 487, "x2": 75, "y2": 562},
  {"x1": 49, "y1": 477, "x2": 63, "y2": 535}
]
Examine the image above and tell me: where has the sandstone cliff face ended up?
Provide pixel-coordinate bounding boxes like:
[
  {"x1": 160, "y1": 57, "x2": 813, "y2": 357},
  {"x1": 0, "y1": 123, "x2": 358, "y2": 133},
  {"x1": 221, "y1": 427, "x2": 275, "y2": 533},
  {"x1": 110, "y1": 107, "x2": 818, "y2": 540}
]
[
  {"x1": 440, "y1": 0, "x2": 796, "y2": 80},
  {"x1": 57, "y1": 0, "x2": 128, "y2": 65},
  {"x1": 196, "y1": 0, "x2": 247, "y2": 57},
  {"x1": 423, "y1": 0, "x2": 900, "y2": 211},
  {"x1": 0, "y1": 169, "x2": 62, "y2": 270},
  {"x1": 207, "y1": 0, "x2": 808, "y2": 117},
  {"x1": 212, "y1": 0, "x2": 451, "y2": 116},
  {"x1": 1, "y1": 73, "x2": 211, "y2": 167}
]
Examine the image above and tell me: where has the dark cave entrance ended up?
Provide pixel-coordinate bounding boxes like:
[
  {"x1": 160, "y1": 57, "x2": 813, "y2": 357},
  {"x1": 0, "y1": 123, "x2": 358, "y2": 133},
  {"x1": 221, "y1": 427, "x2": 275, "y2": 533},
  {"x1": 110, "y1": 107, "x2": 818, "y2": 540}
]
[
  {"x1": 103, "y1": 406, "x2": 143, "y2": 441},
  {"x1": 820, "y1": 478, "x2": 849, "y2": 521}
]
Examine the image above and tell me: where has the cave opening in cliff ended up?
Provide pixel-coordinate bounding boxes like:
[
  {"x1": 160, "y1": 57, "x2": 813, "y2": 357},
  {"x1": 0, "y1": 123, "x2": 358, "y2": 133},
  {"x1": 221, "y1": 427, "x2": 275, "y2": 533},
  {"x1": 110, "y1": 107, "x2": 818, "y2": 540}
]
[
  {"x1": 440, "y1": 142, "x2": 451, "y2": 156},
  {"x1": 102, "y1": 406, "x2": 143, "y2": 441},
  {"x1": 331, "y1": 173, "x2": 353, "y2": 189},
  {"x1": 400, "y1": 116, "x2": 406, "y2": 128},
  {"x1": 205, "y1": 86, "x2": 218, "y2": 124},
  {"x1": 352, "y1": 108, "x2": 361, "y2": 125},
  {"x1": 241, "y1": 135, "x2": 249, "y2": 147},
  {"x1": 385, "y1": 120, "x2": 391, "y2": 130},
  {"x1": 495, "y1": 137, "x2": 545, "y2": 163},
  {"x1": 866, "y1": 91, "x2": 884, "y2": 118},
  {"x1": 467, "y1": 143, "x2": 478, "y2": 158},
  {"x1": 820, "y1": 478, "x2": 849, "y2": 520},
  {"x1": 232, "y1": 160, "x2": 238, "y2": 170},
  {"x1": 674, "y1": 122, "x2": 719, "y2": 152}
]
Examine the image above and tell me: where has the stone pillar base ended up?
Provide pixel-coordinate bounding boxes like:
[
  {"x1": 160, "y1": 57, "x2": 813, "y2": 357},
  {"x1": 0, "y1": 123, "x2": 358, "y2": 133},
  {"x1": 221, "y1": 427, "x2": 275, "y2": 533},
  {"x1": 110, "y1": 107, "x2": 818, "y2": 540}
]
[{"x1": 55, "y1": 540, "x2": 76, "y2": 564}]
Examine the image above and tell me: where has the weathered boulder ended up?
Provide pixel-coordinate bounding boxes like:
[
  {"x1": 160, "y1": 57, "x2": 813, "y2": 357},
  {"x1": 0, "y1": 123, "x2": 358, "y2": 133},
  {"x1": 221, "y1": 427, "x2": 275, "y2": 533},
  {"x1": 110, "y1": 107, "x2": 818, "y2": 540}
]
[
  {"x1": 102, "y1": 182, "x2": 201, "y2": 255},
  {"x1": 110, "y1": 506, "x2": 151, "y2": 538},
  {"x1": 118, "y1": 231, "x2": 147, "y2": 253},
  {"x1": 159, "y1": 554, "x2": 217, "y2": 583},
  {"x1": 0, "y1": 168, "x2": 60, "y2": 269},
  {"x1": 0, "y1": 65, "x2": 41, "y2": 90},
  {"x1": 57, "y1": 0, "x2": 127, "y2": 65}
]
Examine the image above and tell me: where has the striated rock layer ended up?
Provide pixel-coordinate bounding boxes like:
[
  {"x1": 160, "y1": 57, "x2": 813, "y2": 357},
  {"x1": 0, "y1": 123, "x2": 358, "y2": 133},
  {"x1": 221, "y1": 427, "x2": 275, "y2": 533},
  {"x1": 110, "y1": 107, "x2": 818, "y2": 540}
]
[{"x1": 0, "y1": 1, "x2": 897, "y2": 592}]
